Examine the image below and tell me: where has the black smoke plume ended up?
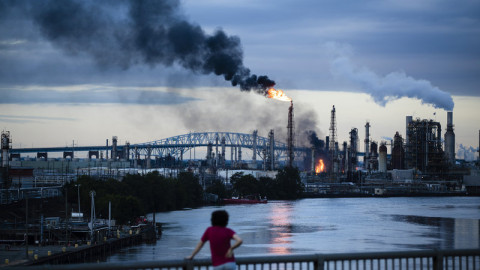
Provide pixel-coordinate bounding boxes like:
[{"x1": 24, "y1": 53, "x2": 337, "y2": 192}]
[
  {"x1": 12, "y1": 0, "x2": 275, "y2": 92},
  {"x1": 302, "y1": 130, "x2": 329, "y2": 171}
]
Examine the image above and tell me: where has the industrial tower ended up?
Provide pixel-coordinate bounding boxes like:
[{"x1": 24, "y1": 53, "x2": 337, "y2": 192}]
[
  {"x1": 329, "y1": 106, "x2": 337, "y2": 173},
  {"x1": 364, "y1": 121, "x2": 370, "y2": 170},
  {"x1": 287, "y1": 101, "x2": 295, "y2": 167},
  {"x1": 444, "y1": 111, "x2": 455, "y2": 164}
]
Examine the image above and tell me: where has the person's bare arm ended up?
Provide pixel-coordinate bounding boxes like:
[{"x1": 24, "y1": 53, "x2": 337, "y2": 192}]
[
  {"x1": 186, "y1": 240, "x2": 205, "y2": 260},
  {"x1": 225, "y1": 234, "x2": 243, "y2": 258}
]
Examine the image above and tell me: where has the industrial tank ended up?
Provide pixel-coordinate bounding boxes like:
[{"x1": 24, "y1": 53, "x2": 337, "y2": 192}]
[{"x1": 379, "y1": 143, "x2": 387, "y2": 173}]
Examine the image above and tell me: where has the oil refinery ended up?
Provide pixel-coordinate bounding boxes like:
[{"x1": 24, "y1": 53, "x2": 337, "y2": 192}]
[{"x1": 1, "y1": 104, "x2": 479, "y2": 203}]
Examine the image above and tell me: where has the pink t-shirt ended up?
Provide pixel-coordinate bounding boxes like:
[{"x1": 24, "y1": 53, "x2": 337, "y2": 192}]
[{"x1": 201, "y1": 226, "x2": 236, "y2": 266}]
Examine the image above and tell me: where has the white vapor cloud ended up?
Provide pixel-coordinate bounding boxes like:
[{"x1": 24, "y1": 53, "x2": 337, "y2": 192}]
[
  {"x1": 324, "y1": 42, "x2": 454, "y2": 111},
  {"x1": 457, "y1": 144, "x2": 479, "y2": 161}
]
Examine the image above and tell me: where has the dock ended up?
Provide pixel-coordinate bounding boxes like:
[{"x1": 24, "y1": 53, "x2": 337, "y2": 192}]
[{"x1": 1, "y1": 226, "x2": 158, "y2": 266}]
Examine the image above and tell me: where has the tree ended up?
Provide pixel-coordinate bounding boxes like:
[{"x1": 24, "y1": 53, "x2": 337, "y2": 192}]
[
  {"x1": 206, "y1": 179, "x2": 230, "y2": 199},
  {"x1": 230, "y1": 172, "x2": 260, "y2": 197},
  {"x1": 258, "y1": 176, "x2": 279, "y2": 199},
  {"x1": 176, "y1": 172, "x2": 204, "y2": 208},
  {"x1": 275, "y1": 167, "x2": 304, "y2": 200}
]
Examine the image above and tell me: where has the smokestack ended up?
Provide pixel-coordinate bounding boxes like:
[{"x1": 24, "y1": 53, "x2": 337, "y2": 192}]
[
  {"x1": 287, "y1": 101, "x2": 294, "y2": 167},
  {"x1": 444, "y1": 111, "x2": 455, "y2": 164}
]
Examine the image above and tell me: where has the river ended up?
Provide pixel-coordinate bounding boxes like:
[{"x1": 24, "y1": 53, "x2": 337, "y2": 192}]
[{"x1": 107, "y1": 196, "x2": 480, "y2": 262}]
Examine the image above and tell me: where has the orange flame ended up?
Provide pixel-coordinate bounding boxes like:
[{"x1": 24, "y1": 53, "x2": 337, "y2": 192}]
[
  {"x1": 267, "y1": 88, "x2": 292, "y2": 102},
  {"x1": 315, "y1": 159, "x2": 325, "y2": 174}
]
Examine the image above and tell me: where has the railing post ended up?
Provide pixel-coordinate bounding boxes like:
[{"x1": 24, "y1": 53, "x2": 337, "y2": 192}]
[
  {"x1": 184, "y1": 259, "x2": 194, "y2": 270},
  {"x1": 433, "y1": 249, "x2": 444, "y2": 270},
  {"x1": 315, "y1": 254, "x2": 325, "y2": 270}
]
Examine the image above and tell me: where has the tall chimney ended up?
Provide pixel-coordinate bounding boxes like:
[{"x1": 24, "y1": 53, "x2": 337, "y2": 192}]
[
  {"x1": 444, "y1": 111, "x2": 455, "y2": 164},
  {"x1": 287, "y1": 101, "x2": 294, "y2": 167}
]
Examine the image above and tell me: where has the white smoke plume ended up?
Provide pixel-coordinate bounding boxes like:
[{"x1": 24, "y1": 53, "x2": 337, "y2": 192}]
[
  {"x1": 457, "y1": 144, "x2": 479, "y2": 161},
  {"x1": 324, "y1": 42, "x2": 454, "y2": 111}
]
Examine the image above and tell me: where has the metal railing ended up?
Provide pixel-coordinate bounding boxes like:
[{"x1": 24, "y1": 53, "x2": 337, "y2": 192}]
[{"x1": 11, "y1": 248, "x2": 480, "y2": 270}]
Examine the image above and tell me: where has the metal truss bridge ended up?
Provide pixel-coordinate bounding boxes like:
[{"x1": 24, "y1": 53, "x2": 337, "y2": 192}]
[{"x1": 11, "y1": 132, "x2": 309, "y2": 161}]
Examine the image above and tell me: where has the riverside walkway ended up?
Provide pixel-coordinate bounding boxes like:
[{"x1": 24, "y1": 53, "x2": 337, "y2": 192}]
[{"x1": 4, "y1": 248, "x2": 480, "y2": 270}]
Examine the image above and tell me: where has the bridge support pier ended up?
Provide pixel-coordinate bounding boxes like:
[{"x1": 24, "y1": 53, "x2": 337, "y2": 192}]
[{"x1": 63, "y1": 151, "x2": 73, "y2": 159}]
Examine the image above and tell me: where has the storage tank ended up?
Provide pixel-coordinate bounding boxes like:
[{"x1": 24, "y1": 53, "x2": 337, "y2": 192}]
[{"x1": 379, "y1": 143, "x2": 387, "y2": 173}]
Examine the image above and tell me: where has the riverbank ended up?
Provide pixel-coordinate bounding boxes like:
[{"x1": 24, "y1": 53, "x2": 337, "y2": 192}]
[
  {"x1": 1, "y1": 225, "x2": 158, "y2": 267},
  {"x1": 302, "y1": 190, "x2": 471, "y2": 198}
]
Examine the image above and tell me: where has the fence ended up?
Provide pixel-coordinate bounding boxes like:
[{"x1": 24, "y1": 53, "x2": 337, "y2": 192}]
[{"x1": 10, "y1": 248, "x2": 480, "y2": 270}]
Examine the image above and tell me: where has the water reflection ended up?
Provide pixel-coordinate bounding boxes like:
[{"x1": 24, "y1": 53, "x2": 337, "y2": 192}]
[
  {"x1": 391, "y1": 215, "x2": 479, "y2": 249},
  {"x1": 268, "y1": 202, "x2": 294, "y2": 254},
  {"x1": 106, "y1": 197, "x2": 480, "y2": 262}
]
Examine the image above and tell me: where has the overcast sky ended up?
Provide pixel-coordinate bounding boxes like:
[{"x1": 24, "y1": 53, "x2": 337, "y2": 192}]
[{"x1": 0, "y1": 0, "x2": 479, "y2": 159}]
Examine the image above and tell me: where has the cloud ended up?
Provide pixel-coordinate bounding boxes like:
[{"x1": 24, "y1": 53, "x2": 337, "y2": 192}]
[
  {"x1": 323, "y1": 42, "x2": 455, "y2": 111},
  {"x1": 0, "y1": 87, "x2": 196, "y2": 105},
  {"x1": 0, "y1": 114, "x2": 76, "y2": 123},
  {"x1": 457, "y1": 144, "x2": 478, "y2": 161}
]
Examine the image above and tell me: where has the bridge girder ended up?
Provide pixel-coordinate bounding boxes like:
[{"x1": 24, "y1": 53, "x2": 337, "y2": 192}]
[
  {"x1": 133, "y1": 132, "x2": 308, "y2": 160},
  {"x1": 11, "y1": 132, "x2": 309, "y2": 161}
]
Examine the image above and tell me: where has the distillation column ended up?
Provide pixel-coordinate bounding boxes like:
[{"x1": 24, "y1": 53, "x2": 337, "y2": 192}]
[
  {"x1": 329, "y1": 106, "x2": 337, "y2": 173},
  {"x1": 112, "y1": 136, "x2": 118, "y2": 161},
  {"x1": 364, "y1": 122, "x2": 370, "y2": 170},
  {"x1": 1, "y1": 131, "x2": 10, "y2": 168}
]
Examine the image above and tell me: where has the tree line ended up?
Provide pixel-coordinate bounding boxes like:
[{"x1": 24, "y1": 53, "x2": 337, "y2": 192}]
[{"x1": 64, "y1": 167, "x2": 303, "y2": 225}]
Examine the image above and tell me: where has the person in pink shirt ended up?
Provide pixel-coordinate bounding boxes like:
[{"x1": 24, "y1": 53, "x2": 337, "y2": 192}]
[{"x1": 186, "y1": 210, "x2": 243, "y2": 269}]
